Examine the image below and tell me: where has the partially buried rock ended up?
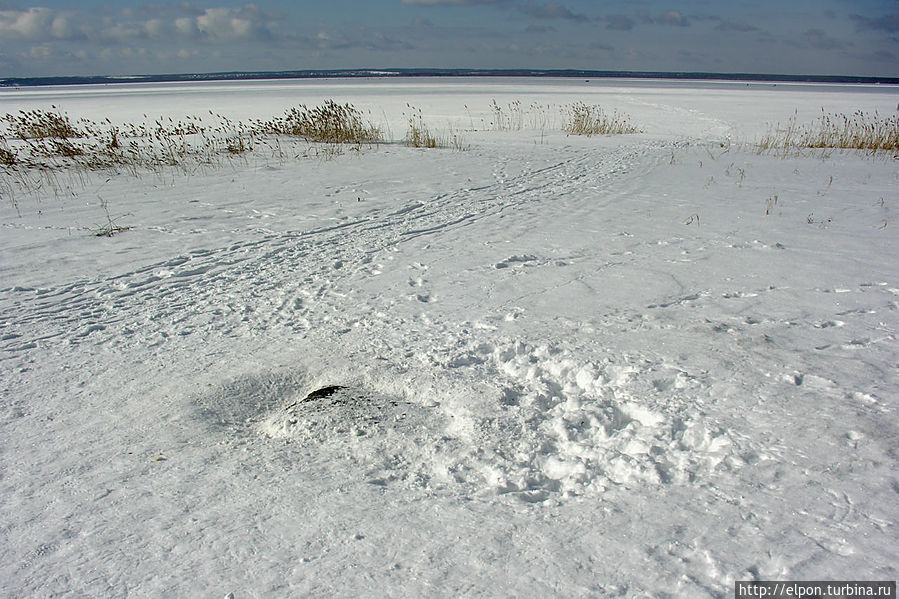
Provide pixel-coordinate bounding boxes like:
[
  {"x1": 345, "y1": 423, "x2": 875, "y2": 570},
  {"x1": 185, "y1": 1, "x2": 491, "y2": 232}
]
[
  {"x1": 281, "y1": 385, "x2": 347, "y2": 412},
  {"x1": 301, "y1": 385, "x2": 346, "y2": 402}
]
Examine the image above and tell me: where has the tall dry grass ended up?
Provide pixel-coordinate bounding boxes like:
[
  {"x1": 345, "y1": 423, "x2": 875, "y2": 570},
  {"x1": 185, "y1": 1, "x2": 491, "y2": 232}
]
[
  {"x1": 404, "y1": 106, "x2": 438, "y2": 149},
  {"x1": 402, "y1": 105, "x2": 469, "y2": 150},
  {"x1": 758, "y1": 110, "x2": 899, "y2": 155},
  {"x1": 563, "y1": 103, "x2": 641, "y2": 136},
  {"x1": 0, "y1": 101, "x2": 385, "y2": 204},
  {"x1": 487, "y1": 100, "x2": 561, "y2": 133},
  {"x1": 3, "y1": 106, "x2": 84, "y2": 140},
  {"x1": 254, "y1": 100, "x2": 382, "y2": 145}
]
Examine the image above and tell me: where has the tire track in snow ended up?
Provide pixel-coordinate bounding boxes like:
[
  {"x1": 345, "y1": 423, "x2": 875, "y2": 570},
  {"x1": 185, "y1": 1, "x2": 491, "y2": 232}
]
[{"x1": 1, "y1": 140, "x2": 659, "y2": 357}]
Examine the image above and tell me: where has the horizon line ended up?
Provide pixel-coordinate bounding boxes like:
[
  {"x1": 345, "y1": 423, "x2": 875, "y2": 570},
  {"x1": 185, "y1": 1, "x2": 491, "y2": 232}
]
[{"x1": 3, "y1": 68, "x2": 899, "y2": 88}]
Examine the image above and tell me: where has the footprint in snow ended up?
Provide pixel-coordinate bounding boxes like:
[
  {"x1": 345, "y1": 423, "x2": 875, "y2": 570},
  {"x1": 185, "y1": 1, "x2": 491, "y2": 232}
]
[{"x1": 494, "y1": 254, "x2": 539, "y2": 269}]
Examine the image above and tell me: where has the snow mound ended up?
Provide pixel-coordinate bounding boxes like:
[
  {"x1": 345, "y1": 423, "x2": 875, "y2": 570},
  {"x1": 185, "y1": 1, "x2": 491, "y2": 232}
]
[
  {"x1": 256, "y1": 384, "x2": 450, "y2": 488},
  {"x1": 194, "y1": 356, "x2": 735, "y2": 502}
]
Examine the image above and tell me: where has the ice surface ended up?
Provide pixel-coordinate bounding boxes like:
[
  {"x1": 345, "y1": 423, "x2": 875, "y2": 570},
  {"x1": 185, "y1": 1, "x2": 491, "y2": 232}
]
[{"x1": 1, "y1": 78, "x2": 897, "y2": 597}]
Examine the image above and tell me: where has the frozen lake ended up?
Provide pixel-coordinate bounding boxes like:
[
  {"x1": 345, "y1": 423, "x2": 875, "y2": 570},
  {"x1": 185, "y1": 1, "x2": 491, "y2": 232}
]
[{"x1": 3, "y1": 76, "x2": 897, "y2": 140}]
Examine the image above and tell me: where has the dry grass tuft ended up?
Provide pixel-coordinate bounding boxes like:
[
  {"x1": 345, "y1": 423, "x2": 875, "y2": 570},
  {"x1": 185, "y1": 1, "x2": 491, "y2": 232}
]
[
  {"x1": 563, "y1": 103, "x2": 641, "y2": 136},
  {"x1": 256, "y1": 100, "x2": 382, "y2": 145},
  {"x1": 0, "y1": 142, "x2": 16, "y2": 166},
  {"x1": 0, "y1": 101, "x2": 386, "y2": 203},
  {"x1": 489, "y1": 100, "x2": 524, "y2": 131},
  {"x1": 2, "y1": 107, "x2": 84, "y2": 140},
  {"x1": 405, "y1": 122, "x2": 438, "y2": 148},
  {"x1": 404, "y1": 106, "x2": 438, "y2": 148},
  {"x1": 487, "y1": 100, "x2": 559, "y2": 132},
  {"x1": 402, "y1": 105, "x2": 469, "y2": 150},
  {"x1": 758, "y1": 110, "x2": 899, "y2": 155}
]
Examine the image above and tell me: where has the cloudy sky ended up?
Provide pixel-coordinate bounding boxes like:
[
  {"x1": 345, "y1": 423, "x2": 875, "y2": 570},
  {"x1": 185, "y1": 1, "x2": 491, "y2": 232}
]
[{"x1": 1, "y1": 0, "x2": 896, "y2": 78}]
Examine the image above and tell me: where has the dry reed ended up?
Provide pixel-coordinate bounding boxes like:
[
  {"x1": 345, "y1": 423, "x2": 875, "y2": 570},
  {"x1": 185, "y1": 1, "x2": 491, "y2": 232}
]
[
  {"x1": 758, "y1": 110, "x2": 899, "y2": 155},
  {"x1": 563, "y1": 103, "x2": 640, "y2": 136}
]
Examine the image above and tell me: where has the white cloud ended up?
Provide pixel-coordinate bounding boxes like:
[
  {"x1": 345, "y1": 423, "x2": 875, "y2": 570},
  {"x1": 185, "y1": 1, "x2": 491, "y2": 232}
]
[
  {"x1": 1, "y1": 7, "x2": 51, "y2": 39},
  {"x1": 519, "y1": 3, "x2": 588, "y2": 22},
  {"x1": 102, "y1": 23, "x2": 144, "y2": 42},
  {"x1": 196, "y1": 8, "x2": 240, "y2": 38},
  {"x1": 29, "y1": 44, "x2": 51, "y2": 58},
  {"x1": 0, "y1": 7, "x2": 89, "y2": 40},
  {"x1": 174, "y1": 17, "x2": 200, "y2": 38},
  {"x1": 190, "y1": 6, "x2": 275, "y2": 40},
  {"x1": 659, "y1": 10, "x2": 689, "y2": 27},
  {"x1": 145, "y1": 19, "x2": 168, "y2": 38},
  {"x1": 49, "y1": 13, "x2": 80, "y2": 39},
  {"x1": 0, "y1": 4, "x2": 277, "y2": 46}
]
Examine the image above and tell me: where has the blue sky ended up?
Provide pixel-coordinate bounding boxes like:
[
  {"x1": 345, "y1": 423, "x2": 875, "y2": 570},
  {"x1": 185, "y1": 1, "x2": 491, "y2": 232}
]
[{"x1": 0, "y1": 1, "x2": 896, "y2": 77}]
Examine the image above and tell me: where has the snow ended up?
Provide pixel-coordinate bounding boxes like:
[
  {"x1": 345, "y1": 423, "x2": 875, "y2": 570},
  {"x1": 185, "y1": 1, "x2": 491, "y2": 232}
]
[{"x1": 1, "y1": 78, "x2": 898, "y2": 597}]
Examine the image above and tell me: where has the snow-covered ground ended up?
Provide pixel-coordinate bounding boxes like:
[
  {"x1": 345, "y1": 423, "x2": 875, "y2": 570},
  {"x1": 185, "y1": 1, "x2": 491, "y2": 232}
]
[{"x1": 1, "y1": 78, "x2": 897, "y2": 597}]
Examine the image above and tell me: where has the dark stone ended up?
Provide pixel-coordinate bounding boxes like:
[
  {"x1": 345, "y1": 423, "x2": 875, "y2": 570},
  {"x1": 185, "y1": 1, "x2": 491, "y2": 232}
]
[{"x1": 302, "y1": 385, "x2": 347, "y2": 402}]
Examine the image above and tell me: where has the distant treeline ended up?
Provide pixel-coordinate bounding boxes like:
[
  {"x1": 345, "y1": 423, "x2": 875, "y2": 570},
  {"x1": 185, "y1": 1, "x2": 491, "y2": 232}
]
[{"x1": 3, "y1": 69, "x2": 898, "y2": 88}]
